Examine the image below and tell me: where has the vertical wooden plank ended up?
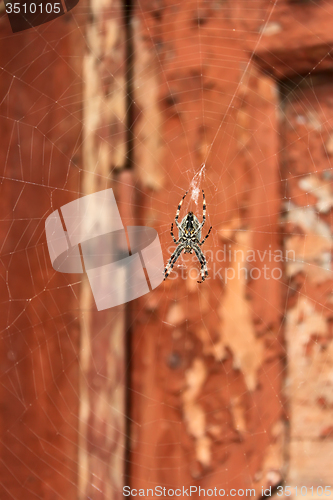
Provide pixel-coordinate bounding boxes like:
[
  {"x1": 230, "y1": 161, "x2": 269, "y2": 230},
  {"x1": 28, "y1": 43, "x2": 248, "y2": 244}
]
[
  {"x1": 0, "y1": 11, "x2": 85, "y2": 500},
  {"x1": 130, "y1": 0, "x2": 285, "y2": 494},
  {"x1": 254, "y1": 1, "x2": 333, "y2": 493},
  {"x1": 79, "y1": 0, "x2": 127, "y2": 498},
  {"x1": 281, "y1": 76, "x2": 333, "y2": 492}
]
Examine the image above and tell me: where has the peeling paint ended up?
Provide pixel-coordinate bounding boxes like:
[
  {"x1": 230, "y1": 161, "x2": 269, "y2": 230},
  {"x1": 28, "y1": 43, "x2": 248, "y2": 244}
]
[
  {"x1": 284, "y1": 203, "x2": 332, "y2": 283},
  {"x1": 286, "y1": 297, "x2": 333, "y2": 418},
  {"x1": 325, "y1": 134, "x2": 333, "y2": 155},
  {"x1": 230, "y1": 396, "x2": 247, "y2": 436},
  {"x1": 299, "y1": 174, "x2": 333, "y2": 213},
  {"x1": 166, "y1": 302, "x2": 186, "y2": 326},
  {"x1": 259, "y1": 22, "x2": 282, "y2": 36},
  {"x1": 285, "y1": 295, "x2": 333, "y2": 484},
  {"x1": 219, "y1": 231, "x2": 264, "y2": 391},
  {"x1": 134, "y1": 20, "x2": 165, "y2": 190},
  {"x1": 195, "y1": 326, "x2": 228, "y2": 361},
  {"x1": 182, "y1": 358, "x2": 212, "y2": 467}
]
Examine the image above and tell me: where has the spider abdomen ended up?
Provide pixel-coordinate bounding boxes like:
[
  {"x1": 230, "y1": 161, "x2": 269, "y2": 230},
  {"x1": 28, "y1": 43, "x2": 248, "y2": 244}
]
[{"x1": 178, "y1": 212, "x2": 201, "y2": 242}]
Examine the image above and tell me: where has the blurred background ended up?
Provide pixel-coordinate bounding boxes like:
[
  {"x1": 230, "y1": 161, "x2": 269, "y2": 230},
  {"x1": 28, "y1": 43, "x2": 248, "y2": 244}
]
[{"x1": 1, "y1": 0, "x2": 333, "y2": 498}]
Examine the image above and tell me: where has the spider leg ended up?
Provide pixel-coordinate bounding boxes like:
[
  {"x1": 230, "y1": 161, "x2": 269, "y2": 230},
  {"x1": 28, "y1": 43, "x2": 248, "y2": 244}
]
[
  {"x1": 192, "y1": 189, "x2": 208, "y2": 235},
  {"x1": 170, "y1": 223, "x2": 181, "y2": 244},
  {"x1": 199, "y1": 226, "x2": 212, "y2": 246},
  {"x1": 164, "y1": 247, "x2": 183, "y2": 281},
  {"x1": 198, "y1": 189, "x2": 207, "y2": 230},
  {"x1": 175, "y1": 191, "x2": 188, "y2": 229},
  {"x1": 202, "y1": 189, "x2": 206, "y2": 226},
  {"x1": 164, "y1": 245, "x2": 184, "y2": 281},
  {"x1": 193, "y1": 244, "x2": 208, "y2": 283}
]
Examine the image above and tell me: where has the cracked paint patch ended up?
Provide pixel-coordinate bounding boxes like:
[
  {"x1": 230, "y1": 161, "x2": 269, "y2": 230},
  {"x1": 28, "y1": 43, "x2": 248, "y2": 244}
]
[
  {"x1": 230, "y1": 396, "x2": 247, "y2": 436},
  {"x1": 286, "y1": 297, "x2": 333, "y2": 436},
  {"x1": 285, "y1": 297, "x2": 333, "y2": 485},
  {"x1": 193, "y1": 227, "x2": 264, "y2": 391},
  {"x1": 284, "y1": 203, "x2": 333, "y2": 283},
  {"x1": 218, "y1": 231, "x2": 264, "y2": 391},
  {"x1": 299, "y1": 174, "x2": 333, "y2": 213},
  {"x1": 253, "y1": 421, "x2": 286, "y2": 493},
  {"x1": 182, "y1": 358, "x2": 212, "y2": 467},
  {"x1": 134, "y1": 19, "x2": 165, "y2": 190}
]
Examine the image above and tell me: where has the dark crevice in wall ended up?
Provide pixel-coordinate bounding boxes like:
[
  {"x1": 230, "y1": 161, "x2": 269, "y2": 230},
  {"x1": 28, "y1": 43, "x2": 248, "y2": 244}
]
[
  {"x1": 124, "y1": 0, "x2": 134, "y2": 171},
  {"x1": 123, "y1": 0, "x2": 134, "y2": 489}
]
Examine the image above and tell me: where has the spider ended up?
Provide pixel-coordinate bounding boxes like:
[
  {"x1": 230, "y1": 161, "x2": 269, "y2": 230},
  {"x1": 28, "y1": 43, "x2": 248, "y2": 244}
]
[{"x1": 163, "y1": 189, "x2": 212, "y2": 283}]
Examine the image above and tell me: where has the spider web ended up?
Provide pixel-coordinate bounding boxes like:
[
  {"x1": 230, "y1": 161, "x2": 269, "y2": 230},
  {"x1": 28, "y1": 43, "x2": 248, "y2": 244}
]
[{"x1": 1, "y1": 0, "x2": 333, "y2": 498}]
